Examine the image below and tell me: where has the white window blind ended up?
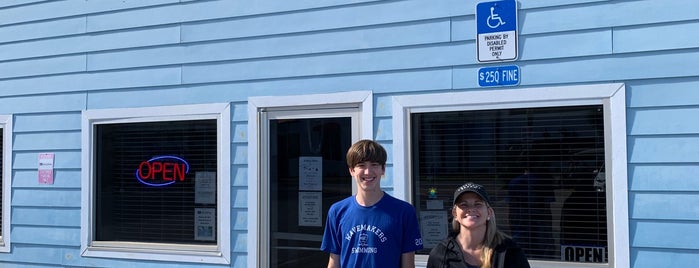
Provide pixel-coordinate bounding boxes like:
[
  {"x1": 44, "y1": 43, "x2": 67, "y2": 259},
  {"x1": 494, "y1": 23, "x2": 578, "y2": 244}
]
[{"x1": 411, "y1": 105, "x2": 607, "y2": 263}]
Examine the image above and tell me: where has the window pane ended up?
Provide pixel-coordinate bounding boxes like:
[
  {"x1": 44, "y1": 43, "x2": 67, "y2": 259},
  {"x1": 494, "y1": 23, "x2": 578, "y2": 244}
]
[
  {"x1": 95, "y1": 119, "x2": 217, "y2": 245},
  {"x1": 411, "y1": 105, "x2": 607, "y2": 263},
  {"x1": 269, "y1": 117, "x2": 354, "y2": 267}
]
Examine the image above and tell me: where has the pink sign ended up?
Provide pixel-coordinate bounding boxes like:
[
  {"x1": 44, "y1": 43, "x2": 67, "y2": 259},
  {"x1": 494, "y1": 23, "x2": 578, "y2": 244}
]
[{"x1": 38, "y1": 153, "x2": 55, "y2": 185}]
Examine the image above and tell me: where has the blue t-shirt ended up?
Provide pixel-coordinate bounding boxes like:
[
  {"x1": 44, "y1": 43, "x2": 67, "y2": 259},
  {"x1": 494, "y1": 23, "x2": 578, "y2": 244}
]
[{"x1": 321, "y1": 193, "x2": 423, "y2": 267}]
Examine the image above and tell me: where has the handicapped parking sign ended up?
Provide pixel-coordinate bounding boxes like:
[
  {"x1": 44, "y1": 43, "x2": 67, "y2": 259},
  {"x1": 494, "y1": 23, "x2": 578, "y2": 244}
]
[{"x1": 476, "y1": 0, "x2": 518, "y2": 62}]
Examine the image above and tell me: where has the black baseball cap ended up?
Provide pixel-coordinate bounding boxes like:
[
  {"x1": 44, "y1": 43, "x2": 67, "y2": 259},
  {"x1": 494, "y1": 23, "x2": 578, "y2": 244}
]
[{"x1": 453, "y1": 182, "x2": 491, "y2": 204}]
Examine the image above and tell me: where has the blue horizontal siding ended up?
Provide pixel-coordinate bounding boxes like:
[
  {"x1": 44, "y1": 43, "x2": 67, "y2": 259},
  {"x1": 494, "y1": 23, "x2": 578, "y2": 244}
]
[
  {"x1": 632, "y1": 248, "x2": 699, "y2": 268},
  {"x1": 0, "y1": 93, "x2": 85, "y2": 113},
  {"x1": 0, "y1": 263, "x2": 60, "y2": 268},
  {"x1": 629, "y1": 136, "x2": 699, "y2": 163},
  {"x1": 519, "y1": 29, "x2": 612, "y2": 60},
  {"x1": 13, "y1": 113, "x2": 81, "y2": 132},
  {"x1": 375, "y1": 95, "x2": 393, "y2": 117},
  {"x1": 0, "y1": 26, "x2": 180, "y2": 61},
  {"x1": 615, "y1": 20, "x2": 699, "y2": 53},
  {"x1": 231, "y1": 123, "x2": 247, "y2": 143},
  {"x1": 88, "y1": 0, "x2": 382, "y2": 33},
  {"x1": 375, "y1": 117, "x2": 393, "y2": 141},
  {"x1": 0, "y1": 17, "x2": 85, "y2": 44},
  {"x1": 231, "y1": 188, "x2": 247, "y2": 209},
  {"x1": 629, "y1": 164, "x2": 699, "y2": 192},
  {"x1": 0, "y1": 244, "x2": 66, "y2": 265},
  {"x1": 0, "y1": 1, "x2": 89, "y2": 25},
  {"x1": 232, "y1": 144, "x2": 247, "y2": 166},
  {"x1": 628, "y1": 107, "x2": 699, "y2": 135},
  {"x1": 12, "y1": 189, "x2": 80, "y2": 208},
  {"x1": 231, "y1": 102, "x2": 248, "y2": 122},
  {"x1": 13, "y1": 132, "x2": 81, "y2": 151},
  {"x1": 0, "y1": 0, "x2": 47, "y2": 9},
  {"x1": 231, "y1": 209, "x2": 247, "y2": 231},
  {"x1": 13, "y1": 207, "x2": 80, "y2": 227},
  {"x1": 0, "y1": 0, "x2": 179, "y2": 25},
  {"x1": 0, "y1": 55, "x2": 86, "y2": 80},
  {"x1": 85, "y1": 69, "x2": 451, "y2": 108},
  {"x1": 520, "y1": 0, "x2": 699, "y2": 35},
  {"x1": 631, "y1": 221, "x2": 699, "y2": 250},
  {"x1": 628, "y1": 79, "x2": 699, "y2": 108},
  {"x1": 12, "y1": 226, "x2": 80, "y2": 247},
  {"x1": 89, "y1": 19, "x2": 450, "y2": 71},
  {"x1": 517, "y1": 0, "x2": 609, "y2": 9},
  {"x1": 97, "y1": 0, "x2": 449, "y2": 36},
  {"x1": 0, "y1": 67, "x2": 181, "y2": 96},
  {"x1": 231, "y1": 165, "x2": 247, "y2": 187},
  {"x1": 182, "y1": 43, "x2": 468, "y2": 84},
  {"x1": 630, "y1": 193, "x2": 699, "y2": 220},
  {"x1": 231, "y1": 231, "x2": 247, "y2": 253}
]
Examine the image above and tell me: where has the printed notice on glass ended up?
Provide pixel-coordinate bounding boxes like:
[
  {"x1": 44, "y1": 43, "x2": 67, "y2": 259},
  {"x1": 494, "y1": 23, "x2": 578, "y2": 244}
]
[
  {"x1": 194, "y1": 208, "x2": 216, "y2": 241},
  {"x1": 298, "y1": 191, "x2": 322, "y2": 227},
  {"x1": 38, "y1": 153, "x2": 55, "y2": 185},
  {"x1": 420, "y1": 211, "x2": 448, "y2": 248},
  {"x1": 195, "y1": 171, "x2": 216, "y2": 204},
  {"x1": 426, "y1": 199, "x2": 444, "y2": 210},
  {"x1": 299, "y1": 156, "x2": 322, "y2": 191}
]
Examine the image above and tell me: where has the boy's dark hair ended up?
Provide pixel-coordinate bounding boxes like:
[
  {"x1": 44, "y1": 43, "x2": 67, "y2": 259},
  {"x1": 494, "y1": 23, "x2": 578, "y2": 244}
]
[{"x1": 346, "y1": 139, "x2": 387, "y2": 168}]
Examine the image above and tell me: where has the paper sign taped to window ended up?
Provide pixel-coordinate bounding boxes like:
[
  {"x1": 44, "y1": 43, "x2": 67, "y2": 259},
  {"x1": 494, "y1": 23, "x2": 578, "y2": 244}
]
[
  {"x1": 195, "y1": 208, "x2": 216, "y2": 241},
  {"x1": 561, "y1": 245, "x2": 607, "y2": 263},
  {"x1": 299, "y1": 156, "x2": 322, "y2": 191},
  {"x1": 195, "y1": 171, "x2": 216, "y2": 204},
  {"x1": 298, "y1": 191, "x2": 322, "y2": 227},
  {"x1": 420, "y1": 210, "x2": 448, "y2": 248}
]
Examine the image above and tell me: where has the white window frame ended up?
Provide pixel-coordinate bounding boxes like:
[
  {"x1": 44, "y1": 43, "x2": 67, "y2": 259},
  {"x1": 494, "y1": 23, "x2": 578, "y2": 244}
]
[
  {"x1": 0, "y1": 115, "x2": 12, "y2": 253},
  {"x1": 392, "y1": 83, "x2": 629, "y2": 268},
  {"x1": 247, "y1": 91, "x2": 373, "y2": 268},
  {"x1": 80, "y1": 103, "x2": 231, "y2": 264}
]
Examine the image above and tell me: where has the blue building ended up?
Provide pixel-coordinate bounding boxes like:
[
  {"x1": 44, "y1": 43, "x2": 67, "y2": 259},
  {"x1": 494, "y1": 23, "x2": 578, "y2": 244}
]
[{"x1": 0, "y1": 0, "x2": 697, "y2": 267}]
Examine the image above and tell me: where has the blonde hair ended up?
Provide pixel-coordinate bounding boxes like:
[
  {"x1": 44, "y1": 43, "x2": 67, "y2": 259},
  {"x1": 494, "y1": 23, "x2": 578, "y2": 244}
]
[{"x1": 451, "y1": 204, "x2": 508, "y2": 268}]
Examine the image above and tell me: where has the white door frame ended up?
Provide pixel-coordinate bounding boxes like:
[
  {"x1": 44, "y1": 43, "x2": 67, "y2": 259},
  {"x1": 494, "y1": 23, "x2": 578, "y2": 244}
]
[{"x1": 247, "y1": 91, "x2": 373, "y2": 268}]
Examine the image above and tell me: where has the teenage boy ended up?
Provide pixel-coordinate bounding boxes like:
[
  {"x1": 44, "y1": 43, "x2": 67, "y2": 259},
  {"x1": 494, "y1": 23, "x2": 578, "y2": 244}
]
[{"x1": 321, "y1": 139, "x2": 423, "y2": 267}]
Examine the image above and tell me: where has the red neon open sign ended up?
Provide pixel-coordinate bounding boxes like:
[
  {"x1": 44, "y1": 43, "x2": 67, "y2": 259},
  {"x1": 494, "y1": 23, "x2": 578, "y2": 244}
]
[{"x1": 135, "y1": 156, "x2": 190, "y2": 187}]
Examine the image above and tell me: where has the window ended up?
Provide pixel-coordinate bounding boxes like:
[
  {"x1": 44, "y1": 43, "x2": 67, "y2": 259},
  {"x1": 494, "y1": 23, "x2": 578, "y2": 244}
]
[
  {"x1": 392, "y1": 84, "x2": 629, "y2": 268},
  {"x1": 81, "y1": 104, "x2": 230, "y2": 264},
  {"x1": 412, "y1": 106, "x2": 606, "y2": 260},
  {"x1": 0, "y1": 115, "x2": 11, "y2": 253}
]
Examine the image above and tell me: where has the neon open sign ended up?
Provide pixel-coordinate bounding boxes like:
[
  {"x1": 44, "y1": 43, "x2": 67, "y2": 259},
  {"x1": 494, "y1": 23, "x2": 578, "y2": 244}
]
[{"x1": 135, "y1": 156, "x2": 190, "y2": 187}]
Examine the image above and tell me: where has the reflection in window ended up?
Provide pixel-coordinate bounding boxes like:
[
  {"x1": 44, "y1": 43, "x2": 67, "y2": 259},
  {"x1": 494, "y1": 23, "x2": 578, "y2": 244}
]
[{"x1": 411, "y1": 105, "x2": 607, "y2": 263}]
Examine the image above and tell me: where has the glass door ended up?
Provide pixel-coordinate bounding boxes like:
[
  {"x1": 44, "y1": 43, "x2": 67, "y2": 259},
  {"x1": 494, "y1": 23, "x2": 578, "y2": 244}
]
[{"x1": 263, "y1": 108, "x2": 359, "y2": 267}]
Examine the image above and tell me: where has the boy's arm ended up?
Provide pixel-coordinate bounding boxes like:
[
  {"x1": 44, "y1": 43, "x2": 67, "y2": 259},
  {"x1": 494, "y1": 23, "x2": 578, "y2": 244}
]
[
  {"x1": 327, "y1": 253, "x2": 340, "y2": 268},
  {"x1": 401, "y1": 251, "x2": 416, "y2": 268}
]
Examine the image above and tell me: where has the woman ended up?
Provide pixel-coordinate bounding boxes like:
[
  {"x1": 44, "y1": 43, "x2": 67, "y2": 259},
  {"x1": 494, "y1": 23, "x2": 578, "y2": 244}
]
[{"x1": 427, "y1": 182, "x2": 530, "y2": 268}]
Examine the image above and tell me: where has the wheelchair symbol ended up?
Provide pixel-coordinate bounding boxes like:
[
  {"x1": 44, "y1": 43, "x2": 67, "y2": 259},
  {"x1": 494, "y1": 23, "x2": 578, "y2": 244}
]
[{"x1": 487, "y1": 5, "x2": 506, "y2": 28}]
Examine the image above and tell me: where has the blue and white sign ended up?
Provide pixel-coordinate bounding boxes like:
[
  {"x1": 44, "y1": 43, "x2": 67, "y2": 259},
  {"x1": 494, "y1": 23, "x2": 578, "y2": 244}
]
[
  {"x1": 476, "y1": 0, "x2": 518, "y2": 62},
  {"x1": 478, "y1": 65, "x2": 520, "y2": 87}
]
